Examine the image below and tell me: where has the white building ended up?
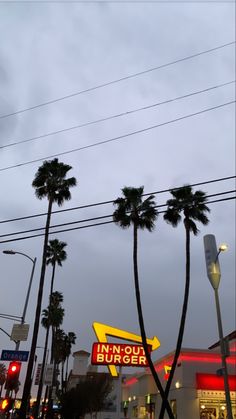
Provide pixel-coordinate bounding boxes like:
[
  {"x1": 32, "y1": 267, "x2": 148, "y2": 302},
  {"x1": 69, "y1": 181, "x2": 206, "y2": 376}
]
[
  {"x1": 67, "y1": 333, "x2": 236, "y2": 419},
  {"x1": 122, "y1": 332, "x2": 236, "y2": 419}
]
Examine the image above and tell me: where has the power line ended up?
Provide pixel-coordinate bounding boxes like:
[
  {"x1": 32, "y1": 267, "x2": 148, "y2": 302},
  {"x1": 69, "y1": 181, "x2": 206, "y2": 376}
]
[
  {"x1": 0, "y1": 1, "x2": 234, "y2": 4},
  {"x1": 0, "y1": 175, "x2": 235, "y2": 225},
  {"x1": 0, "y1": 41, "x2": 234, "y2": 120},
  {"x1": 1, "y1": 80, "x2": 234, "y2": 151},
  {"x1": 1, "y1": 100, "x2": 235, "y2": 172},
  {"x1": 0, "y1": 195, "x2": 234, "y2": 244},
  {"x1": 0, "y1": 189, "x2": 234, "y2": 239},
  {"x1": 0, "y1": 190, "x2": 234, "y2": 239}
]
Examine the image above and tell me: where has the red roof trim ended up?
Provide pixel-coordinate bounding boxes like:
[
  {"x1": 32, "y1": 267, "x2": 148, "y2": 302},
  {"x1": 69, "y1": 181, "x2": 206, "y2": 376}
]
[
  {"x1": 196, "y1": 373, "x2": 236, "y2": 391},
  {"x1": 154, "y1": 352, "x2": 236, "y2": 372}
]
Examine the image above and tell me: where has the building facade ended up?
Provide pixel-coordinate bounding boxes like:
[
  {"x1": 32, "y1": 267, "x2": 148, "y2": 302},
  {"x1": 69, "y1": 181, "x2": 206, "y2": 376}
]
[{"x1": 122, "y1": 336, "x2": 236, "y2": 419}]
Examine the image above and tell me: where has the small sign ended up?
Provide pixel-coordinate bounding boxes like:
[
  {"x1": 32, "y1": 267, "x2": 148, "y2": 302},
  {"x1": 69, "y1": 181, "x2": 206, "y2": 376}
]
[
  {"x1": 11, "y1": 324, "x2": 30, "y2": 341},
  {"x1": 164, "y1": 365, "x2": 171, "y2": 380},
  {"x1": 1, "y1": 349, "x2": 29, "y2": 362},
  {"x1": 91, "y1": 343, "x2": 151, "y2": 367},
  {"x1": 44, "y1": 364, "x2": 53, "y2": 385},
  {"x1": 34, "y1": 363, "x2": 42, "y2": 385}
]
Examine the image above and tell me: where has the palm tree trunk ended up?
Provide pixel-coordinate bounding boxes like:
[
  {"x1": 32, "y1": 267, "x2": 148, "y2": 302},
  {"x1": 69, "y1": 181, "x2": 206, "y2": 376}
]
[
  {"x1": 159, "y1": 224, "x2": 191, "y2": 419},
  {"x1": 51, "y1": 327, "x2": 55, "y2": 363},
  {"x1": 43, "y1": 384, "x2": 49, "y2": 408},
  {"x1": 132, "y1": 224, "x2": 175, "y2": 419},
  {"x1": 61, "y1": 361, "x2": 64, "y2": 393},
  {"x1": 46, "y1": 359, "x2": 57, "y2": 419},
  {"x1": 64, "y1": 354, "x2": 70, "y2": 393},
  {"x1": 65, "y1": 356, "x2": 69, "y2": 382},
  {"x1": 50, "y1": 262, "x2": 56, "y2": 297},
  {"x1": 47, "y1": 323, "x2": 61, "y2": 419},
  {"x1": 19, "y1": 198, "x2": 53, "y2": 419},
  {"x1": 34, "y1": 324, "x2": 51, "y2": 417},
  {"x1": 45, "y1": 326, "x2": 56, "y2": 418},
  {"x1": 34, "y1": 263, "x2": 57, "y2": 417}
]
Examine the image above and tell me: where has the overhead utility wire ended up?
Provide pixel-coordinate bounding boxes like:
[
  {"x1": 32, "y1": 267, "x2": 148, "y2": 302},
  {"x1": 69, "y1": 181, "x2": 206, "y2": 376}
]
[
  {"x1": 0, "y1": 41, "x2": 234, "y2": 120},
  {"x1": 1, "y1": 80, "x2": 234, "y2": 150},
  {"x1": 1, "y1": 1, "x2": 235, "y2": 3},
  {"x1": 0, "y1": 196, "x2": 234, "y2": 245},
  {"x1": 1, "y1": 100, "x2": 235, "y2": 173},
  {"x1": 1, "y1": 190, "x2": 235, "y2": 239},
  {"x1": 0, "y1": 175, "x2": 235, "y2": 225},
  {"x1": 0, "y1": 313, "x2": 22, "y2": 320}
]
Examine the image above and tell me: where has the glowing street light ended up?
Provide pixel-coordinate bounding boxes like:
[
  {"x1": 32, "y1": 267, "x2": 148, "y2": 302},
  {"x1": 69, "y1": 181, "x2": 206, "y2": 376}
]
[{"x1": 203, "y1": 234, "x2": 233, "y2": 419}]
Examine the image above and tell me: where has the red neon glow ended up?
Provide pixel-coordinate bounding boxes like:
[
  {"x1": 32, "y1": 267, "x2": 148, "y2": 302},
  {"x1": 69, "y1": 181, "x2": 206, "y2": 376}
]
[
  {"x1": 230, "y1": 342, "x2": 236, "y2": 352},
  {"x1": 153, "y1": 352, "x2": 236, "y2": 373},
  {"x1": 196, "y1": 373, "x2": 236, "y2": 391},
  {"x1": 124, "y1": 377, "x2": 138, "y2": 387},
  {"x1": 180, "y1": 353, "x2": 236, "y2": 365}
]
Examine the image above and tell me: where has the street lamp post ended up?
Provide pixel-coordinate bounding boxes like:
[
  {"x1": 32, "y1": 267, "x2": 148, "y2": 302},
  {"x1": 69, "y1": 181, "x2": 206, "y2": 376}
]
[
  {"x1": 203, "y1": 234, "x2": 233, "y2": 419},
  {"x1": 3, "y1": 250, "x2": 37, "y2": 351}
]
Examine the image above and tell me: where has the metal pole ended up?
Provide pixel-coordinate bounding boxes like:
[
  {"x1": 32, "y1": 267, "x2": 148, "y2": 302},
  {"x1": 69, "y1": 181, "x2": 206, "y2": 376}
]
[
  {"x1": 214, "y1": 288, "x2": 233, "y2": 419},
  {"x1": 116, "y1": 366, "x2": 122, "y2": 419},
  {"x1": 203, "y1": 235, "x2": 233, "y2": 419},
  {"x1": 15, "y1": 257, "x2": 37, "y2": 351},
  {"x1": 0, "y1": 327, "x2": 17, "y2": 343}
]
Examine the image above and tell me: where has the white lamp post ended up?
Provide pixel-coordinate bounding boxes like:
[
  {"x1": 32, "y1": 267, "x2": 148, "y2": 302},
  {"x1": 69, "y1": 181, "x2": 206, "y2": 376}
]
[
  {"x1": 3, "y1": 250, "x2": 37, "y2": 351},
  {"x1": 203, "y1": 234, "x2": 233, "y2": 419}
]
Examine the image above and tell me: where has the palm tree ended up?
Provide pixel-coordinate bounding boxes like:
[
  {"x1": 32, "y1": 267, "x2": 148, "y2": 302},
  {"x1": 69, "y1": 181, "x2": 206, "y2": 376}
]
[
  {"x1": 60, "y1": 331, "x2": 76, "y2": 393},
  {"x1": 46, "y1": 239, "x2": 67, "y2": 296},
  {"x1": 159, "y1": 185, "x2": 210, "y2": 418},
  {"x1": 42, "y1": 291, "x2": 65, "y2": 361},
  {"x1": 47, "y1": 328, "x2": 67, "y2": 417},
  {"x1": 35, "y1": 292, "x2": 64, "y2": 418},
  {"x1": 19, "y1": 158, "x2": 76, "y2": 419},
  {"x1": 35, "y1": 240, "x2": 67, "y2": 417},
  {"x1": 113, "y1": 186, "x2": 174, "y2": 419}
]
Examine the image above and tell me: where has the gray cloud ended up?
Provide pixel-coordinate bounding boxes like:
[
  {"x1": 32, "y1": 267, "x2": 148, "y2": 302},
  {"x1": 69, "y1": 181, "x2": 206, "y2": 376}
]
[{"x1": 0, "y1": 1, "x2": 235, "y2": 396}]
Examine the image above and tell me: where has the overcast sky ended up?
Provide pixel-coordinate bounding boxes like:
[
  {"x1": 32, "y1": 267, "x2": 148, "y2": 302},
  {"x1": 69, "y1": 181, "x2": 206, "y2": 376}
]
[{"x1": 0, "y1": 0, "x2": 235, "y2": 396}]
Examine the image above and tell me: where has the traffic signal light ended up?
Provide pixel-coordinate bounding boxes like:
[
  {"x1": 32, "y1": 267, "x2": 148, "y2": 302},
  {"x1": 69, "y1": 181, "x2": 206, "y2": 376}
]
[
  {"x1": 0, "y1": 397, "x2": 14, "y2": 412},
  {"x1": 5, "y1": 361, "x2": 21, "y2": 390}
]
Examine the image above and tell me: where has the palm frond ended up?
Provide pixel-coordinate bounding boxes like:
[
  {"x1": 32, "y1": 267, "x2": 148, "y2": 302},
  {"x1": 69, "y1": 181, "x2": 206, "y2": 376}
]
[
  {"x1": 164, "y1": 186, "x2": 210, "y2": 233},
  {"x1": 113, "y1": 186, "x2": 158, "y2": 231},
  {"x1": 32, "y1": 158, "x2": 76, "y2": 204}
]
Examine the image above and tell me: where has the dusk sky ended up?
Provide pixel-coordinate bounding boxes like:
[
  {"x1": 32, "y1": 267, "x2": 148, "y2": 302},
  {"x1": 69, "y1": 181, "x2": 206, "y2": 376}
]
[{"x1": 0, "y1": 0, "x2": 235, "y2": 396}]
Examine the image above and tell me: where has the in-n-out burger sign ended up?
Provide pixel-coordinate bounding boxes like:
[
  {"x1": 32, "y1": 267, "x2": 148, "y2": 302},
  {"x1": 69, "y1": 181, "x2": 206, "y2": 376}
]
[
  {"x1": 92, "y1": 343, "x2": 151, "y2": 367},
  {"x1": 92, "y1": 322, "x2": 161, "y2": 376}
]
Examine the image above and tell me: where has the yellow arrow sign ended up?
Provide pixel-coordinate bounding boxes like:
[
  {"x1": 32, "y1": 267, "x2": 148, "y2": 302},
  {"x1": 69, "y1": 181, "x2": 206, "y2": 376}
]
[
  {"x1": 92, "y1": 322, "x2": 161, "y2": 376},
  {"x1": 164, "y1": 365, "x2": 171, "y2": 374}
]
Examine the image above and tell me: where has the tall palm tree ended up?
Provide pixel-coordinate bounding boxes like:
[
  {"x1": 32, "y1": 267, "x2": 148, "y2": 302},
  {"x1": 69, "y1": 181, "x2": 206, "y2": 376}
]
[
  {"x1": 35, "y1": 240, "x2": 67, "y2": 418},
  {"x1": 42, "y1": 292, "x2": 65, "y2": 362},
  {"x1": 47, "y1": 328, "x2": 67, "y2": 418},
  {"x1": 159, "y1": 185, "x2": 210, "y2": 418},
  {"x1": 19, "y1": 158, "x2": 76, "y2": 419},
  {"x1": 35, "y1": 292, "x2": 64, "y2": 418},
  {"x1": 113, "y1": 186, "x2": 174, "y2": 419},
  {"x1": 46, "y1": 239, "x2": 67, "y2": 296},
  {"x1": 60, "y1": 331, "x2": 76, "y2": 393}
]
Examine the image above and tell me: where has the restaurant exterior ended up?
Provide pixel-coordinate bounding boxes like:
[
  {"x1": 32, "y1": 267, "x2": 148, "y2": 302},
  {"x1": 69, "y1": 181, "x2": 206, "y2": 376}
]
[{"x1": 122, "y1": 333, "x2": 236, "y2": 419}]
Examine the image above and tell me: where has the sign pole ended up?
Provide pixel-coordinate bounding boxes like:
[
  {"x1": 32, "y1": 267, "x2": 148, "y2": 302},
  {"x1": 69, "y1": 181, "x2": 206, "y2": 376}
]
[
  {"x1": 116, "y1": 366, "x2": 122, "y2": 419},
  {"x1": 15, "y1": 257, "x2": 37, "y2": 351}
]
